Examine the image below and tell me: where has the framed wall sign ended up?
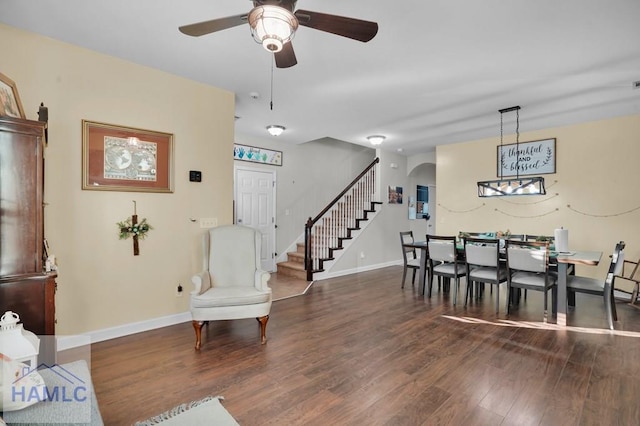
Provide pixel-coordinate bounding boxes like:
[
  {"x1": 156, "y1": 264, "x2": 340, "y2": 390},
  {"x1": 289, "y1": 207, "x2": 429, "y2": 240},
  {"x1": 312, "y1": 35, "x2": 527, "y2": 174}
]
[
  {"x1": 82, "y1": 120, "x2": 174, "y2": 192},
  {"x1": 0, "y1": 72, "x2": 25, "y2": 119},
  {"x1": 233, "y1": 143, "x2": 282, "y2": 166},
  {"x1": 497, "y1": 138, "x2": 556, "y2": 177}
]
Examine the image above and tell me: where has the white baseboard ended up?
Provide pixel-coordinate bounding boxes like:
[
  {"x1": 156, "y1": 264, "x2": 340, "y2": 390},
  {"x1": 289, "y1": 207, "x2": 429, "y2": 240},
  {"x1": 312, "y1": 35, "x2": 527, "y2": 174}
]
[
  {"x1": 57, "y1": 311, "x2": 192, "y2": 351},
  {"x1": 314, "y1": 260, "x2": 402, "y2": 281}
]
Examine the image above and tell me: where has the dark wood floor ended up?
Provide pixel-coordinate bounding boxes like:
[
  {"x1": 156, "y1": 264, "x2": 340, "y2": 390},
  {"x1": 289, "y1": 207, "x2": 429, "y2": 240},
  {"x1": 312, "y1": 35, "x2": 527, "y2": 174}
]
[
  {"x1": 269, "y1": 271, "x2": 312, "y2": 301},
  {"x1": 80, "y1": 266, "x2": 640, "y2": 425}
]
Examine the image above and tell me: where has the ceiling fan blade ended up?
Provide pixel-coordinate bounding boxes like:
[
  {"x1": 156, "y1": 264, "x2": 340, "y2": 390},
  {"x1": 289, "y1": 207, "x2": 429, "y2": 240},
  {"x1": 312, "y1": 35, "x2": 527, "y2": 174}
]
[
  {"x1": 179, "y1": 14, "x2": 248, "y2": 37},
  {"x1": 275, "y1": 42, "x2": 297, "y2": 68},
  {"x1": 294, "y1": 10, "x2": 378, "y2": 42}
]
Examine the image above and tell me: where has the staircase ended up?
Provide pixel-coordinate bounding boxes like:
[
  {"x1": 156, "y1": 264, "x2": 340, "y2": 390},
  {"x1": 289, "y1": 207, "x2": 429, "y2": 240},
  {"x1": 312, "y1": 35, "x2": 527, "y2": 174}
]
[
  {"x1": 277, "y1": 242, "x2": 307, "y2": 280},
  {"x1": 277, "y1": 158, "x2": 381, "y2": 282}
]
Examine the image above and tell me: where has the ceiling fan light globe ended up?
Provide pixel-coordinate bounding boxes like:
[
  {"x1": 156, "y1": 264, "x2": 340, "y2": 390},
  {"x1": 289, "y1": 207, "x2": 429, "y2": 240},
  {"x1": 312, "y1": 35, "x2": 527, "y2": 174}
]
[
  {"x1": 262, "y1": 37, "x2": 283, "y2": 52},
  {"x1": 248, "y1": 5, "x2": 298, "y2": 53}
]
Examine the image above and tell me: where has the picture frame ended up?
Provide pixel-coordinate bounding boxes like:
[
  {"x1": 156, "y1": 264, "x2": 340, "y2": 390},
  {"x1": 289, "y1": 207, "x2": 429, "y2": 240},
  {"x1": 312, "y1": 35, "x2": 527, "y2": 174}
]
[
  {"x1": 388, "y1": 186, "x2": 403, "y2": 204},
  {"x1": 0, "y1": 72, "x2": 26, "y2": 119},
  {"x1": 82, "y1": 120, "x2": 174, "y2": 192},
  {"x1": 497, "y1": 138, "x2": 556, "y2": 177},
  {"x1": 233, "y1": 143, "x2": 282, "y2": 166}
]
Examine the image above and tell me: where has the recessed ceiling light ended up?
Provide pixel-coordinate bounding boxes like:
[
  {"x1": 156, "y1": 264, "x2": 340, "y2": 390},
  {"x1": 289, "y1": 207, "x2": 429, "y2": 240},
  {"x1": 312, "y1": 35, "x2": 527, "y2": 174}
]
[{"x1": 266, "y1": 125, "x2": 285, "y2": 136}]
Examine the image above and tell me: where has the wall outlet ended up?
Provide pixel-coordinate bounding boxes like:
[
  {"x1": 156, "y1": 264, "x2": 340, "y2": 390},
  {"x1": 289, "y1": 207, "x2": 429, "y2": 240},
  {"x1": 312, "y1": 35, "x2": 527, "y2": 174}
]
[
  {"x1": 176, "y1": 284, "x2": 183, "y2": 297},
  {"x1": 200, "y1": 217, "x2": 218, "y2": 228},
  {"x1": 360, "y1": 251, "x2": 365, "y2": 259}
]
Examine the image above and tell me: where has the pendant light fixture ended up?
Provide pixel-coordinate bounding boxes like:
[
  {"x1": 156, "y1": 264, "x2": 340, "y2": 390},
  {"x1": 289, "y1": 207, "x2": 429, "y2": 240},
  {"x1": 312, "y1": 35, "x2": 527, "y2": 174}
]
[{"x1": 477, "y1": 106, "x2": 546, "y2": 197}]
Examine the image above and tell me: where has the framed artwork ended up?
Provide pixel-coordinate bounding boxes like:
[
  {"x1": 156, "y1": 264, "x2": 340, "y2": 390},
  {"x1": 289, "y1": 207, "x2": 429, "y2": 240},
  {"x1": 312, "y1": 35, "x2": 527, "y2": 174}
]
[
  {"x1": 82, "y1": 120, "x2": 174, "y2": 192},
  {"x1": 0, "y1": 72, "x2": 26, "y2": 119},
  {"x1": 234, "y1": 143, "x2": 282, "y2": 166},
  {"x1": 497, "y1": 138, "x2": 556, "y2": 177},
  {"x1": 388, "y1": 186, "x2": 403, "y2": 204}
]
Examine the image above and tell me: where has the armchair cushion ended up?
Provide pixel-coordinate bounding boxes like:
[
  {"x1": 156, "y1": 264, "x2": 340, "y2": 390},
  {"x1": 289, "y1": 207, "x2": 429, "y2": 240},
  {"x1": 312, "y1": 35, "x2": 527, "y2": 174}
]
[{"x1": 192, "y1": 287, "x2": 271, "y2": 308}]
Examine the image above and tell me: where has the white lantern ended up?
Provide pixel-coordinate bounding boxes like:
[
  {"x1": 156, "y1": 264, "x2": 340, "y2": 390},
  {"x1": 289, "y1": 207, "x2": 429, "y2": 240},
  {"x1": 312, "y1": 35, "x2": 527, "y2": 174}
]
[{"x1": 0, "y1": 311, "x2": 40, "y2": 369}]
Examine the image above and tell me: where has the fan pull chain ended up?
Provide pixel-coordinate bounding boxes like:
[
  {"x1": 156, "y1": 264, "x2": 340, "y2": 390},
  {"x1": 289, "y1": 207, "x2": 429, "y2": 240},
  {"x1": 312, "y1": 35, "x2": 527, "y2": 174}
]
[{"x1": 270, "y1": 55, "x2": 274, "y2": 111}]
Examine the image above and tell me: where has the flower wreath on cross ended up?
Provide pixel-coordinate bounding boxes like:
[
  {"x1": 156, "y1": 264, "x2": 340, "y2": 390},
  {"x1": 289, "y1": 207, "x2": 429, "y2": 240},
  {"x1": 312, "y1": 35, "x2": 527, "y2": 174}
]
[{"x1": 117, "y1": 217, "x2": 152, "y2": 240}]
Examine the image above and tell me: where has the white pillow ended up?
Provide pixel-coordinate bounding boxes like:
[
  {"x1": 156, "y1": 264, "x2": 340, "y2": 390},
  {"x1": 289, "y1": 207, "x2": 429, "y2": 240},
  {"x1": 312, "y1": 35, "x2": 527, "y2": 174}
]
[{"x1": 0, "y1": 353, "x2": 46, "y2": 412}]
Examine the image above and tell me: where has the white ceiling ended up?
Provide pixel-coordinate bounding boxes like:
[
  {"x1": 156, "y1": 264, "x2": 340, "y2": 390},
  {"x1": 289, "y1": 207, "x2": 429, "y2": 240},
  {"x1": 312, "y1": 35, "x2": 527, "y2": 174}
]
[{"x1": 2, "y1": 0, "x2": 639, "y2": 156}]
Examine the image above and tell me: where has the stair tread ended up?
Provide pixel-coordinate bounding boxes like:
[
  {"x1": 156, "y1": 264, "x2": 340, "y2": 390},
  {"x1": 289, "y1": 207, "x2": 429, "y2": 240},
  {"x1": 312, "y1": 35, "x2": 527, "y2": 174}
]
[{"x1": 277, "y1": 261, "x2": 305, "y2": 271}]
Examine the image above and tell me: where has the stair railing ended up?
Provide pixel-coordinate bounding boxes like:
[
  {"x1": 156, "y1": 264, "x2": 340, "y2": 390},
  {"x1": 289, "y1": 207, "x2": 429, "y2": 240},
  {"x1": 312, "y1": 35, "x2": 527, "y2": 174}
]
[{"x1": 304, "y1": 157, "x2": 380, "y2": 280}]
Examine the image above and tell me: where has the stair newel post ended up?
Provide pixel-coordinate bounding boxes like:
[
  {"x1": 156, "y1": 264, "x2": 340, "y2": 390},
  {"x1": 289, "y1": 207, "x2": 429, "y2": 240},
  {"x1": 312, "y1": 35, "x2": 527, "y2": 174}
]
[{"x1": 305, "y1": 217, "x2": 313, "y2": 281}]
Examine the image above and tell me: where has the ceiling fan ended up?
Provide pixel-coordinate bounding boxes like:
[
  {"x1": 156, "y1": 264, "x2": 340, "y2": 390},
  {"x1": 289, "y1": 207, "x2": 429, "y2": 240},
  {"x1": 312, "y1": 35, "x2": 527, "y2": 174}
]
[{"x1": 179, "y1": 0, "x2": 379, "y2": 68}]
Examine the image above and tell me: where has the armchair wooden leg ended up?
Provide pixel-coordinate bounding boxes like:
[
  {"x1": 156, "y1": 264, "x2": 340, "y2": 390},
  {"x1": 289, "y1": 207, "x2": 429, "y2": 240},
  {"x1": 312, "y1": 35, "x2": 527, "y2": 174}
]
[
  {"x1": 257, "y1": 315, "x2": 269, "y2": 344},
  {"x1": 192, "y1": 320, "x2": 205, "y2": 350}
]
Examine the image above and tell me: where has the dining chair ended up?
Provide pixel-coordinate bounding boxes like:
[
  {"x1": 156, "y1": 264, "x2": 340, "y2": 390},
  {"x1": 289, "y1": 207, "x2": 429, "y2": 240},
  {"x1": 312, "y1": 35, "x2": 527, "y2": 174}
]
[
  {"x1": 464, "y1": 237, "x2": 508, "y2": 313},
  {"x1": 427, "y1": 235, "x2": 467, "y2": 304},
  {"x1": 505, "y1": 240, "x2": 557, "y2": 320},
  {"x1": 566, "y1": 241, "x2": 625, "y2": 330},
  {"x1": 612, "y1": 255, "x2": 640, "y2": 308},
  {"x1": 399, "y1": 231, "x2": 421, "y2": 288}
]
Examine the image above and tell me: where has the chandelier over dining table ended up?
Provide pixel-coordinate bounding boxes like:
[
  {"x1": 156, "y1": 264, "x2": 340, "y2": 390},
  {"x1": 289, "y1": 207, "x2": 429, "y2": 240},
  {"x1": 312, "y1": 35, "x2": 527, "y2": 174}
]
[{"x1": 477, "y1": 106, "x2": 547, "y2": 197}]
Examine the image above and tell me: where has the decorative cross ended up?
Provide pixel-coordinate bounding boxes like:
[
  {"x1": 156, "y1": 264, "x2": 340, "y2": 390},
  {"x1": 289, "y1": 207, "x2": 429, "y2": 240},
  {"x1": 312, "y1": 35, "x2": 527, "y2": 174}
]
[
  {"x1": 120, "y1": 201, "x2": 139, "y2": 255},
  {"x1": 117, "y1": 201, "x2": 152, "y2": 256}
]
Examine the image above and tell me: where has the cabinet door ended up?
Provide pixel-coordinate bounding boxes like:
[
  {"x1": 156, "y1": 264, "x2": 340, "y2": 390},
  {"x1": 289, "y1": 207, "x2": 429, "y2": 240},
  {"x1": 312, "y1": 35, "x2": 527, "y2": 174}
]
[{"x1": 0, "y1": 118, "x2": 44, "y2": 275}]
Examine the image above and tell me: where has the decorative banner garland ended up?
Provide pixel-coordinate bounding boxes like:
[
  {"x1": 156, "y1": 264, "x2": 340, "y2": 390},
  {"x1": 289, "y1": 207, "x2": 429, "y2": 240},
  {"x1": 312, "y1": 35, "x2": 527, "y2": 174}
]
[
  {"x1": 498, "y1": 192, "x2": 560, "y2": 205},
  {"x1": 494, "y1": 207, "x2": 559, "y2": 218},
  {"x1": 566, "y1": 204, "x2": 640, "y2": 218},
  {"x1": 438, "y1": 203, "x2": 485, "y2": 213}
]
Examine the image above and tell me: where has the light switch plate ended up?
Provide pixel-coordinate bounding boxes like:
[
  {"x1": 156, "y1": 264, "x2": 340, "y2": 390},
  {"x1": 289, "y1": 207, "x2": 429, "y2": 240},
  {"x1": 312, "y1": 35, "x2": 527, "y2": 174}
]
[{"x1": 200, "y1": 217, "x2": 218, "y2": 228}]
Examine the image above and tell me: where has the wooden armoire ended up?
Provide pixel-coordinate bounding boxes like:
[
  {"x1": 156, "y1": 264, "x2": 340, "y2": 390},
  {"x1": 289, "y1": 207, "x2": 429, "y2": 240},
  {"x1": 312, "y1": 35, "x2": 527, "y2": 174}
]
[{"x1": 0, "y1": 115, "x2": 56, "y2": 344}]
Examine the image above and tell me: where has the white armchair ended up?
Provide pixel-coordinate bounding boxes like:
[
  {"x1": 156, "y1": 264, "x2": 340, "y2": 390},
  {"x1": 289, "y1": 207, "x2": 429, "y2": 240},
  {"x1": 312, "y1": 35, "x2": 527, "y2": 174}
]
[{"x1": 191, "y1": 225, "x2": 272, "y2": 350}]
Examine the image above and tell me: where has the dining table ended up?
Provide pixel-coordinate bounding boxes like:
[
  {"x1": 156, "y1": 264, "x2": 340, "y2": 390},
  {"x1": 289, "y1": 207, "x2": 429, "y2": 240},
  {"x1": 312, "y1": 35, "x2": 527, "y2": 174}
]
[{"x1": 403, "y1": 240, "x2": 603, "y2": 326}]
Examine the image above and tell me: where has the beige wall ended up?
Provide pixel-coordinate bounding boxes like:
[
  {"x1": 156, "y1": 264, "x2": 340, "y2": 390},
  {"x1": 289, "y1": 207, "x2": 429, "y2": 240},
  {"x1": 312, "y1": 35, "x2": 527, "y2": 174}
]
[
  {"x1": 1, "y1": 24, "x2": 235, "y2": 334},
  {"x1": 436, "y1": 114, "x2": 640, "y2": 279}
]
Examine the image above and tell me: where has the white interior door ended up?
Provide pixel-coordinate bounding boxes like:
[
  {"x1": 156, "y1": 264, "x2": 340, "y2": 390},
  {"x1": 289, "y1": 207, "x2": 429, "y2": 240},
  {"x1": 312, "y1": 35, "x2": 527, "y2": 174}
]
[{"x1": 234, "y1": 166, "x2": 276, "y2": 272}]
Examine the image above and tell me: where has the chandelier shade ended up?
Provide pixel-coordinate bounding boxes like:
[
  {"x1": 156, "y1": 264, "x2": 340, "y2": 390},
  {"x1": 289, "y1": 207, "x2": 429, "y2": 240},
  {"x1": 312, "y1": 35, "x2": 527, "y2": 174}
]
[{"x1": 248, "y1": 6, "x2": 298, "y2": 53}]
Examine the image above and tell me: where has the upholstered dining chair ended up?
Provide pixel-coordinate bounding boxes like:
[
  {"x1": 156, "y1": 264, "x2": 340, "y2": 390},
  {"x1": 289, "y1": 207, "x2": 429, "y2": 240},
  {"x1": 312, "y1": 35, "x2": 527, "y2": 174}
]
[
  {"x1": 399, "y1": 231, "x2": 421, "y2": 288},
  {"x1": 427, "y1": 235, "x2": 467, "y2": 304},
  {"x1": 567, "y1": 241, "x2": 625, "y2": 330},
  {"x1": 505, "y1": 240, "x2": 556, "y2": 320},
  {"x1": 190, "y1": 225, "x2": 272, "y2": 350},
  {"x1": 464, "y1": 237, "x2": 508, "y2": 313}
]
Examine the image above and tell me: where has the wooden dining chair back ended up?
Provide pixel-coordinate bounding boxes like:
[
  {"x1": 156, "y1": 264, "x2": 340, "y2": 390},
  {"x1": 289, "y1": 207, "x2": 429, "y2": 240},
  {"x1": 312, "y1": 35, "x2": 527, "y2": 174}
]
[
  {"x1": 399, "y1": 231, "x2": 421, "y2": 289},
  {"x1": 464, "y1": 237, "x2": 508, "y2": 313},
  {"x1": 612, "y1": 255, "x2": 640, "y2": 307},
  {"x1": 427, "y1": 235, "x2": 467, "y2": 304},
  {"x1": 567, "y1": 241, "x2": 625, "y2": 330},
  {"x1": 505, "y1": 240, "x2": 556, "y2": 320}
]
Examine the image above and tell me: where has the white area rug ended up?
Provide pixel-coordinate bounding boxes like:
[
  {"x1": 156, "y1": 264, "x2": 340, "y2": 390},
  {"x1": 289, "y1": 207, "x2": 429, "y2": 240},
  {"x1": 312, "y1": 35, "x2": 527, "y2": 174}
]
[{"x1": 134, "y1": 395, "x2": 238, "y2": 426}]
